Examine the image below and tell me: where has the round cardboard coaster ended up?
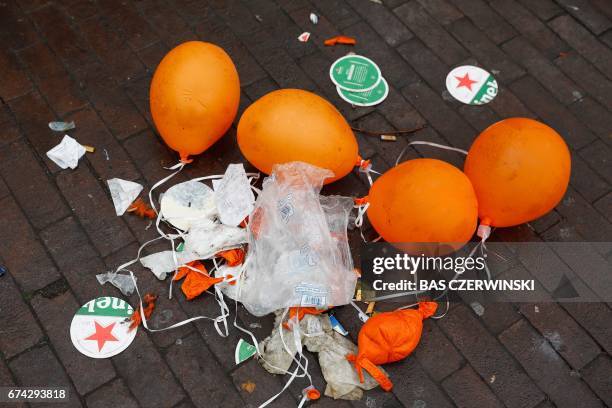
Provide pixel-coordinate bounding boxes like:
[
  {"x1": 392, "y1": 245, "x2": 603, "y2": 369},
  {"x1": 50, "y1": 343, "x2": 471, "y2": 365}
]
[
  {"x1": 337, "y1": 76, "x2": 389, "y2": 106},
  {"x1": 70, "y1": 296, "x2": 137, "y2": 359},
  {"x1": 445, "y1": 65, "x2": 498, "y2": 105},
  {"x1": 330, "y1": 55, "x2": 382, "y2": 92}
]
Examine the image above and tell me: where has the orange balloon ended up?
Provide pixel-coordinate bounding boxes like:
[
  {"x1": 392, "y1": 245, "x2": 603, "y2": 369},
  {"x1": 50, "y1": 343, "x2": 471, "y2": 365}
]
[
  {"x1": 150, "y1": 41, "x2": 240, "y2": 162},
  {"x1": 237, "y1": 89, "x2": 358, "y2": 184},
  {"x1": 464, "y1": 118, "x2": 571, "y2": 227},
  {"x1": 367, "y1": 159, "x2": 478, "y2": 251}
]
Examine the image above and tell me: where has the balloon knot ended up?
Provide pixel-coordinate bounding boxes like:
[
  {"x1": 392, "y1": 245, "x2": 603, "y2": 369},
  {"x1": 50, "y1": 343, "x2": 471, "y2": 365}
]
[{"x1": 354, "y1": 196, "x2": 369, "y2": 206}]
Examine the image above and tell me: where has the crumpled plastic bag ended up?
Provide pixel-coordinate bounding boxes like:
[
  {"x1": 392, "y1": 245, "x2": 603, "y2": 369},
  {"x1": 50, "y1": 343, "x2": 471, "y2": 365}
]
[
  {"x1": 160, "y1": 180, "x2": 216, "y2": 231},
  {"x1": 46, "y1": 135, "x2": 86, "y2": 169},
  {"x1": 238, "y1": 162, "x2": 357, "y2": 316},
  {"x1": 107, "y1": 178, "x2": 143, "y2": 216},
  {"x1": 140, "y1": 249, "x2": 199, "y2": 280},
  {"x1": 214, "y1": 163, "x2": 255, "y2": 226},
  {"x1": 258, "y1": 312, "x2": 381, "y2": 400},
  {"x1": 96, "y1": 271, "x2": 136, "y2": 296},
  {"x1": 183, "y1": 219, "x2": 248, "y2": 259}
]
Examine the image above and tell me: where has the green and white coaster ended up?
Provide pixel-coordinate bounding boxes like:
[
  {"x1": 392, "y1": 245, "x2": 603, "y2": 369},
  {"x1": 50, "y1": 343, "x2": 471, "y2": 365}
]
[
  {"x1": 70, "y1": 297, "x2": 137, "y2": 359},
  {"x1": 445, "y1": 65, "x2": 498, "y2": 105},
  {"x1": 337, "y1": 76, "x2": 389, "y2": 106},
  {"x1": 235, "y1": 338, "x2": 257, "y2": 365},
  {"x1": 330, "y1": 55, "x2": 382, "y2": 92}
]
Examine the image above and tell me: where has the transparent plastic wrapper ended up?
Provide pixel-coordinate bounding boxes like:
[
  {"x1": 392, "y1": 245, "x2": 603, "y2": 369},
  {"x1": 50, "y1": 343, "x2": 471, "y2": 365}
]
[{"x1": 238, "y1": 162, "x2": 357, "y2": 316}]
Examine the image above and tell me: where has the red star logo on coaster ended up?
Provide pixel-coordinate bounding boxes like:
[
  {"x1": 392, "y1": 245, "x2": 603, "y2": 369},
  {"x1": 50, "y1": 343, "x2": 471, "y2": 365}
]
[
  {"x1": 455, "y1": 72, "x2": 477, "y2": 91},
  {"x1": 84, "y1": 321, "x2": 119, "y2": 352}
]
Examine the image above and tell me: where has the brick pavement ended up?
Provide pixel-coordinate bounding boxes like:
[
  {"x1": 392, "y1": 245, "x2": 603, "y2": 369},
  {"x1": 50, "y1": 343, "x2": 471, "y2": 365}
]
[{"x1": 0, "y1": 0, "x2": 611, "y2": 407}]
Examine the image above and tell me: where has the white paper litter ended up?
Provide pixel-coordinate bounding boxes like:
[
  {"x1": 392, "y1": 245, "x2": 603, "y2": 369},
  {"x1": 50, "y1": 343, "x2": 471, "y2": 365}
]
[
  {"x1": 215, "y1": 264, "x2": 242, "y2": 300},
  {"x1": 184, "y1": 220, "x2": 248, "y2": 260},
  {"x1": 49, "y1": 121, "x2": 76, "y2": 132},
  {"x1": 160, "y1": 180, "x2": 217, "y2": 231},
  {"x1": 107, "y1": 178, "x2": 143, "y2": 216},
  {"x1": 214, "y1": 163, "x2": 255, "y2": 227},
  {"x1": 298, "y1": 32, "x2": 311, "y2": 42},
  {"x1": 96, "y1": 271, "x2": 136, "y2": 296},
  {"x1": 310, "y1": 13, "x2": 318, "y2": 24},
  {"x1": 140, "y1": 250, "x2": 200, "y2": 280},
  {"x1": 46, "y1": 135, "x2": 86, "y2": 169}
]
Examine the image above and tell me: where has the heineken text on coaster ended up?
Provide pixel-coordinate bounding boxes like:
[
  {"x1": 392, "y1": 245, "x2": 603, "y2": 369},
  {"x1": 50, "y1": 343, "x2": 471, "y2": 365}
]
[
  {"x1": 445, "y1": 65, "x2": 498, "y2": 105},
  {"x1": 70, "y1": 296, "x2": 137, "y2": 358},
  {"x1": 330, "y1": 55, "x2": 382, "y2": 92},
  {"x1": 337, "y1": 76, "x2": 389, "y2": 106}
]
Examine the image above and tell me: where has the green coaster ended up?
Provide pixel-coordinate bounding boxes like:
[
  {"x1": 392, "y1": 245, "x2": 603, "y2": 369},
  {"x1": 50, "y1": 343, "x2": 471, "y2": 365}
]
[
  {"x1": 337, "y1": 76, "x2": 389, "y2": 106},
  {"x1": 330, "y1": 55, "x2": 382, "y2": 92},
  {"x1": 235, "y1": 338, "x2": 257, "y2": 365}
]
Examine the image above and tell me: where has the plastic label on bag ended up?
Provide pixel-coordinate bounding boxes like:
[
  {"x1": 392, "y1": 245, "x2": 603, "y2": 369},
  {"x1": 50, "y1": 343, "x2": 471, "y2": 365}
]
[{"x1": 214, "y1": 164, "x2": 255, "y2": 227}]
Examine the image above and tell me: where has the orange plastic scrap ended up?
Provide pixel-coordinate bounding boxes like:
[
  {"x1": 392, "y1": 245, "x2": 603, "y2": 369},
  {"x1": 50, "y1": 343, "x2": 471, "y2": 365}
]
[
  {"x1": 216, "y1": 248, "x2": 245, "y2": 266},
  {"x1": 282, "y1": 307, "x2": 328, "y2": 330},
  {"x1": 178, "y1": 262, "x2": 223, "y2": 300},
  {"x1": 129, "y1": 293, "x2": 158, "y2": 331},
  {"x1": 324, "y1": 35, "x2": 357, "y2": 46},
  {"x1": 173, "y1": 260, "x2": 203, "y2": 281},
  {"x1": 127, "y1": 198, "x2": 156, "y2": 219},
  {"x1": 346, "y1": 301, "x2": 437, "y2": 391}
]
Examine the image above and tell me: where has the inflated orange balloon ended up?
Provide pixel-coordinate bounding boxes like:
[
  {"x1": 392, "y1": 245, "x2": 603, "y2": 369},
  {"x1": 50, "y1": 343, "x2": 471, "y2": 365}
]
[
  {"x1": 237, "y1": 89, "x2": 358, "y2": 184},
  {"x1": 367, "y1": 159, "x2": 478, "y2": 250},
  {"x1": 150, "y1": 41, "x2": 240, "y2": 162},
  {"x1": 464, "y1": 118, "x2": 571, "y2": 227}
]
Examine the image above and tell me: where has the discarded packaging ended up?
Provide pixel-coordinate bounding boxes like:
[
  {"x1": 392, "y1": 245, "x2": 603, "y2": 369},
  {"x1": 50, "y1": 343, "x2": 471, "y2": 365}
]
[
  {"x1": 48, "y1": 121, "x2": 76, "y2": 132},
  {"x1": 46, "y1": 135, "x2": 86, "y2": 169},
  {"x1": 324, "y1": 35, "x2": 357, "y2": 46},
  {"x1": 140, "y1": 250, "x2": 199, "y2": 280},
  {"x1": 329, "y1": 315, "x2": 348, "y2": 336},
  {"x1": 214, "y1": 163, "x2": 255, "y2": 227},
  {"x1": 310, "y1": 12, "x2": 318, "y2": 24},
  {"x1": 235, "y1": 338, "x2": 257, "y2": 364},
  {"x1": 0, "y1": 265, "x2": 6, "y2": 277},
  {"x1": 96, "y1": 271, "x2": 137, "y2": 296},
  {"x1": 184, "y1": 220, "x2": 248, "y2": 260},
  {"x1": 160, "y1": 180, "x2": 216, "y2": 231},
  {"x1": 107, "y1": 178, "x2": 144, "y2": 216},
  {"x1": 298, "y1": 32, "x2": 311, "y2": 42}
]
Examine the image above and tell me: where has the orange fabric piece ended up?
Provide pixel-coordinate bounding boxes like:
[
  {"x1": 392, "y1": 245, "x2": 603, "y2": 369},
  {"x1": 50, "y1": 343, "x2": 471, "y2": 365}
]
[
  {"x1": 216, "y1": 248, "x2": 245, "y2": 266},
  {"x1": 127, "y1": 198, "x2": 156, "y2": 219},
  {"x1": 324, "y1": 35, "x2": 357, "y2": 46},
  {"x1": 347, "y1": 302, "x2": 437, "y2": 391},
  {"x1": 180, "y1": 263, "x2": 223, "y2": 300},
  {"x1": 129, "y1": 293, "x2": 157, "y2": 331}
]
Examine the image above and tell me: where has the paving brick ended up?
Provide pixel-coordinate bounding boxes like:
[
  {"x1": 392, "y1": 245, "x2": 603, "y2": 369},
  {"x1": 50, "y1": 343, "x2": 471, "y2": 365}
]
[
  {"x1": 165, "y1": 333, "x2": 244, "y2": 407},
  {"x1": 549, "y1": 15, "x2": 612, "y2": 82},
  {"x1": 510, "y1": 76, "x2": 596, "y2": 149},
  {"x1": 449, "y1": 0, "x2": 517, "y2": 44},
  {"x1": 56, "y1": 165, "x2": 134, "y2": 257},
  {"x1": 401, "y1": 81, "x2": 476, "y2": 150},
  {"x1": 555, "y1": 187, "x2": 612, "y2": 242},
  {"x1": 0, "y1": 195, "x2": 61, "y2": 292},
  {"x1": 0, "y1": 1, "x2": 39, "y2": 50},
  {"x1": 569, "y1": 97, "x2": 612, "y2": 143},
  {"x1": 515, "y1": 0, "x2": 562, "y2": 21},
  {"x1": 457, "y1": 103, "x2": 499, "y2": 132},
  {"x1": 581, "y1": 354, "x2": 612, "y2": 406},
  {"x1": 490, "y1": 0, "x2": 568, "y2": 60},
  {"x1": 413, "y1": 319, "x2": 464, "y2": 381},
  {"x1": 9, "y1": 346, "x2": 82, "y2": 407},
  {"x1": 86, "y1": 378, "x2": 139, "y2": 408},
  {"x1": 113, "y1": 331, "x2": 184, "y2": 408},
  {"x1": 0, "y1": 140, "x2": 69, "y2": 229},
  {"x1": 30, "y1": 291, "x2": 116, "y2": 394},
  {"x1": 394, "y1": 1, "x2": 468, "y2": 66},
  {"x1": 561, "y1": 302, "x2": 612, "y2": 355},
  {"x1": 502, "y1": 37, "x2": 583, "y2": 105},
  {"x1": 98, "y1": 0, "x2": 159, "y2": 51},
  {"x1": 0, "y1": 273, "x2": 44, "y2": 358},
  {"x1": 447, "y1": 18, "x2": 524, "y2": 83},
  {"x1": 376, "y1": 86, "x2": 426, "y2": 131},
  {"x1": 40, "y1": 216, "x2": 109, "y2": 303},
  {"x1": 442, "y1": 364, "x2": 504, "y2": 408},
  {"x1": 0, "y1": 176, "x2": 9, "y2": 199},
  {"x1": 58, "y1": 0, "x2": 99, "y2": 21},
  {"x1": 570, "y1": 151, "x2": 610, "y2": 203},
  {"x1": 594, "y1": 192, "x2": 612, "y2": 223},
  {"x1": 519, "y1": 302, "x2": 601, "y2": 370},
  {"x1": 310, "y1": 0, "x2": 361, "y2": 29},
  {"x1": 487, "y1": 87, "x2": 535, "y2": 119},
  {"x1": 244, "y1": 77, "x2": 279, "y2": 102},
  {"x1": 18, "y1": 42, "x2": 88, "y2": 116},
  {"x1": 557, "y1": 0, "x2": 612, "y2": 35},
  {"x1": 78, "y1": 16, "x2": 146, "y2": 84},
  {"x1": 579, "y1": 140, "x2": 612, "y2": 184},
  {"x1": 415, "y1": 0, "x2": 462, "y2": 25},
  {"x1": 396, "y1": 38, "x2": 449, "y2": 93},
  {"x1": 439, "y1": 305, "x2": 544, "y2": 408},
  {"x1": 0, "y1": 358, "x2": 26, "y2": 407},
  {"x1": 208, "y1": 0, "x2": 262, "y2": 38},
  {"x1": 0, "y1": 48, "x2": 32, "y2": 101},
  {"x1": 346, "y1": 0, "x2": 413, "y2": 47},
  {"x1": 230, "y1": 358, "x2": 296, "y2": 407},
  {"x1": 499, "y1": 319, "x2": 604, "y2": 408},
  {"x1": 136, "y1": 42, "x2": 168, "y2": 73},
  {"x1": 137, "y1": 0, "x2": 190, "y2": 45},
  {"x1": 9, "y1": 91, "x2": 68, "y2": 172},
  {"x1": 354, "y1": 112, "x2": 408, "y2": 166},
  {"x1": 65, "y1": 107, "x2": 141, "y2": 181}
]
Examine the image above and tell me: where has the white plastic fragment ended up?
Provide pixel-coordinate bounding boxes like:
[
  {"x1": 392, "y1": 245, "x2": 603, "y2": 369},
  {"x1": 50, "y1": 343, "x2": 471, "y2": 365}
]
[
  {"x1": 184, "y1": 220, "x2": 248, "y2": 260},
  {"x1": 369, "y1": 0, "x2": 383, "y2": 3},
  {"x1": 160, "y1": 180, "x2": 216, "y2": 231},
  {"x1": 140, "y1": 250, "x2": 199, "y2": 280},
  {"x1": 298, "y1": 32, "x2": 311, "y2": 42},
  {"x1": 309, "y1": 12, "x2": 318, "y2": 24},
  {"x1": 214, "y1": 163, "x2": 255, "y2": 227},
  {"x1": 46, "y1": 135, "x2": 86, "y2": 169},
  {"x1": 96, "y1": 271, "x2": 136, "y2": 296},
  {"x1": 107, "y1": 178, "x2": 143, "y2": 216},
  {"x1": 48, "y1": 121, "x2": 76, "y2": 132}
]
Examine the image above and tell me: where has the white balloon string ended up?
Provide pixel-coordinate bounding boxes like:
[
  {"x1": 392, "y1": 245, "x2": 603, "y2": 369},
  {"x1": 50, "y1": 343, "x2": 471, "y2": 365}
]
[{"x1": 395, "y1": 141, "x2": 468, "y2": 166}]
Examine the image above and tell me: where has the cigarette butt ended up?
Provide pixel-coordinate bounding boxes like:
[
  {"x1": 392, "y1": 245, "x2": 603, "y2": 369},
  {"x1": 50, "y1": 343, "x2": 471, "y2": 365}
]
[
  {"x1": 366, "y1": 302, "x2": 375, "y2": 314},
  {"x1": 355, "y1": 289, "x2": 362, "y2": 301},
  {"x1": 380, "y1": 134, "x2": 397, "y2": 141},
  {"x1": 83, "y1": 145, "x2": 95, "y2": 153}
]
